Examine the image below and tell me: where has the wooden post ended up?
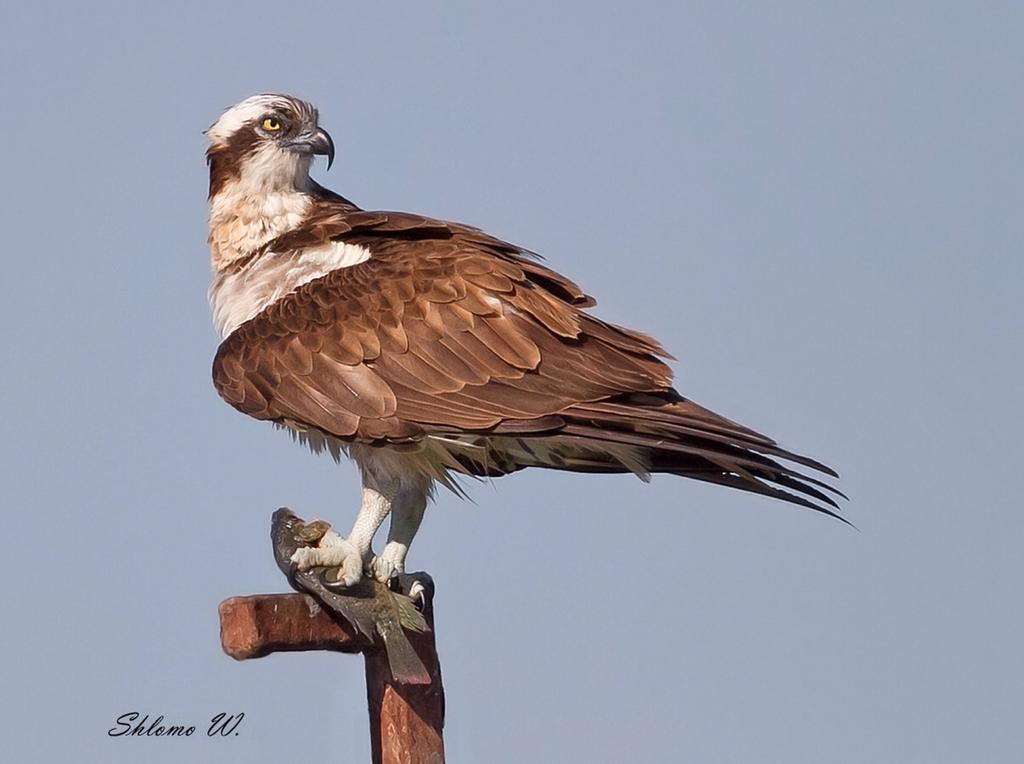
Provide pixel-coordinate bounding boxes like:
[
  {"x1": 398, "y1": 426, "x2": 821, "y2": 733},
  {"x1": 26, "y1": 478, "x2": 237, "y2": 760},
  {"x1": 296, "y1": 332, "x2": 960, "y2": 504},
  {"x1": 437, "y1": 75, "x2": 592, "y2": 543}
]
[{"x1": 219, "y1": 592, "x2": 445, "y2": 764}]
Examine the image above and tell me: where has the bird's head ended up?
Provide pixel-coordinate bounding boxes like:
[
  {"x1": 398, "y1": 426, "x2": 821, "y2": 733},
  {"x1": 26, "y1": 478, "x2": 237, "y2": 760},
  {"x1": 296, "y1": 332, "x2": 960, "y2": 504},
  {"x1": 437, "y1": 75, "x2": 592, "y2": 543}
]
[{"x1": 205, "y1": 93, "x2": 334, "y2": 200}]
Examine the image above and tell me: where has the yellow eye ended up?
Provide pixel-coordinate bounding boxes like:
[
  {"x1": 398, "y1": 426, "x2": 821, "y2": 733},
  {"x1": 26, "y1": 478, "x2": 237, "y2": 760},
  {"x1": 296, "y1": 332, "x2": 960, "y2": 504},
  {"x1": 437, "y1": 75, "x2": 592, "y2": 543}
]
[{"x1": 262, "y1": 117, "x2": 282, "y2": 132}]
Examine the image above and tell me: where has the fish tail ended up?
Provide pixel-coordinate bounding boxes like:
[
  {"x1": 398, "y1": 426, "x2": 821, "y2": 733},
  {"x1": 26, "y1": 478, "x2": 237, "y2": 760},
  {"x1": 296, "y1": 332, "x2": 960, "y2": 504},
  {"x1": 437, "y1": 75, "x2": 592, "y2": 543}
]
[{"x1": 381, "y1": 629, "x2": 432, "y2": 685}]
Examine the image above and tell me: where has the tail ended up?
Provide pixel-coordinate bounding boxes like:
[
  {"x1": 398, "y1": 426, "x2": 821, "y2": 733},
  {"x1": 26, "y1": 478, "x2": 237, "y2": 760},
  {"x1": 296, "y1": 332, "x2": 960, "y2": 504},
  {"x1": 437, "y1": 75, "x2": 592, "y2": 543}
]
[{"x1": 542, "y1": 391, "x2": 847, "y2": 522}]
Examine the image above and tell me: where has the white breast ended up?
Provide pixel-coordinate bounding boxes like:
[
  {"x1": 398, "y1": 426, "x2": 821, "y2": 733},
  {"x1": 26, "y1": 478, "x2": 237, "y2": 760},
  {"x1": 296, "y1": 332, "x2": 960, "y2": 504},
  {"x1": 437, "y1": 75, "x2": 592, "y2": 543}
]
[{"x1": 210, "y1": 240, "x2": 371, "y2": 337}]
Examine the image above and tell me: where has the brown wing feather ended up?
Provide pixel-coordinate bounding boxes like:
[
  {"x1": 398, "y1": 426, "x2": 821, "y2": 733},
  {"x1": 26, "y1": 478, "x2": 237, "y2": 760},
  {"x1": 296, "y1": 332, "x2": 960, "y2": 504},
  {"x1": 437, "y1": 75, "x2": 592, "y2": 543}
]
[
  {"x1": 213, "y1": 214, "x2": 673, "y2": 440},
  {"x1": 212, "y1": 206, "x2": 843, "y2": 517}
]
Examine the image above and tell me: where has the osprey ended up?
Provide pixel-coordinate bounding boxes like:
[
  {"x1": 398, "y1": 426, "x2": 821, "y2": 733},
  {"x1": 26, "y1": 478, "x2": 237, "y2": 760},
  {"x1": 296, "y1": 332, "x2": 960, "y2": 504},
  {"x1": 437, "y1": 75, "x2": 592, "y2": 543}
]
[{"x1": 207, "y1": 94, "x2": 843, "y2": 587}]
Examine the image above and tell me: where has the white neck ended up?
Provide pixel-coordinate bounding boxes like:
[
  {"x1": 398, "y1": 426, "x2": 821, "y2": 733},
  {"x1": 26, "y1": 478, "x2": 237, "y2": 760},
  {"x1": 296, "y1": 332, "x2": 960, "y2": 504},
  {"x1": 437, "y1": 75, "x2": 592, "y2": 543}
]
[
  {"x1": 207, "y1": 145, "x2": 314, "y2": 270},
  {"x1": 207, "y1": 139, "x2": 373, "y2": 338}
]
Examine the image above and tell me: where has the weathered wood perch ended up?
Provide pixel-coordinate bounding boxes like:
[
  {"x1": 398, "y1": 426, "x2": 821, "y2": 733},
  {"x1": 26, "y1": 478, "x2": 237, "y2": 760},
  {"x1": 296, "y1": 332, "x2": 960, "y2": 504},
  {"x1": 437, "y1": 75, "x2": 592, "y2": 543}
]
[{"x1": 219, "y1": 592, "x2": 445, "y2": 764}]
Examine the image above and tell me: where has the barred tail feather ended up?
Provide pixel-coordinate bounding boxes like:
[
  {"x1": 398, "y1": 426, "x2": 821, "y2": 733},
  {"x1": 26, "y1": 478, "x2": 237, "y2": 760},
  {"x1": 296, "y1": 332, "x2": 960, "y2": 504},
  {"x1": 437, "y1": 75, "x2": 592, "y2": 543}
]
[{"x1": 555, "y1": 392, "x2": 847, "y2": 522}]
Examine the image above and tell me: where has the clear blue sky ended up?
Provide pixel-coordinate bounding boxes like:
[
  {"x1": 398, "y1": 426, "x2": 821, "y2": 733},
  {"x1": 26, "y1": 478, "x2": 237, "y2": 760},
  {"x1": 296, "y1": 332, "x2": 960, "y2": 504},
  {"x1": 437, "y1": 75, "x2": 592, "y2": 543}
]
[{"x1": 2, "y1": 2, "x2": 1022, "y2": 762}]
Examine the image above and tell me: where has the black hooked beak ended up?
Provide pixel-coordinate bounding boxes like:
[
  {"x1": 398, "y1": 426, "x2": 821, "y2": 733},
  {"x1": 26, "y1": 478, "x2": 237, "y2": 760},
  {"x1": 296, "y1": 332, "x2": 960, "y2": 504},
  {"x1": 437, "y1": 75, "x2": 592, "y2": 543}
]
[
  {"x1": 287, "y1": 126, "x2": 335, "y2": 170},
  {"x1": 310, "y1": 126, "x2": 335, "y2": 170}
]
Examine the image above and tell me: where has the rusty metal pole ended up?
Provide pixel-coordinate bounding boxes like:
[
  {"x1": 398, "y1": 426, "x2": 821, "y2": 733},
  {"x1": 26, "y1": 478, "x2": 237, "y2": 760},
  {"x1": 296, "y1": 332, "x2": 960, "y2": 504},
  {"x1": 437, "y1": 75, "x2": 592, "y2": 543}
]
[
  {"x1": 219, "y1": 593, "x2": 445, "y2": 763},
  {"x1": 364, "y1": 599, "x2": 445, "y2": 764}
]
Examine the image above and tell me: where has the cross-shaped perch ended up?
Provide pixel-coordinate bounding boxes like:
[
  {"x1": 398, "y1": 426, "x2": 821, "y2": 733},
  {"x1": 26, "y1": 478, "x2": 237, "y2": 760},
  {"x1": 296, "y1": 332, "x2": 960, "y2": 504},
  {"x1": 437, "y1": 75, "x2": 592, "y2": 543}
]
[
  {"x1": 218, "y1": 507, "x2": 446, "y2": 757},
  {"x1": 219, "y1": 592, "x2": 444, "y2": 763}
]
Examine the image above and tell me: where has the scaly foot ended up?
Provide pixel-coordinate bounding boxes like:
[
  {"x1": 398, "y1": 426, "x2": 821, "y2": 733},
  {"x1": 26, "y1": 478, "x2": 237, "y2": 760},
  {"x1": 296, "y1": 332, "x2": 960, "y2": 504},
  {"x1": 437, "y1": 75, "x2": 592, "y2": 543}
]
[
  {"x1": 290, "y1": 529, "x2": 364, "y2": 587},
  {"x1": 368, "y1": 541, "x2": 409, "y2": 584}
]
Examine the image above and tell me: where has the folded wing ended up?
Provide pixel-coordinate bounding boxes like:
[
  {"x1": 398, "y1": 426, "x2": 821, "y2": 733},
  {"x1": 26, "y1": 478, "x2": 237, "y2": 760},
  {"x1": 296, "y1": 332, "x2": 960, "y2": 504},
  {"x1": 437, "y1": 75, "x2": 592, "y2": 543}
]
[{"x1": 213, "y1": 211, "x2": 844, "y2": 519}]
